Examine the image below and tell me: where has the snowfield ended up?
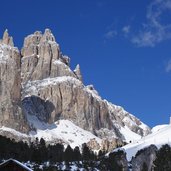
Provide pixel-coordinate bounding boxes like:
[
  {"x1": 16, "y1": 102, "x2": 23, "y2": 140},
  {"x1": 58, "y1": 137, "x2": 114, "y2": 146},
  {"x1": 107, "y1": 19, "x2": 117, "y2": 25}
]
[
  {"x1": 116, "y1": 124, "x2": 171, "y2": 161},
  {"x1": 119, "y1": 126, "x2": 141, "y2": 143},
  {"x1": 0, "y1": 115, "x2": 102, "y2": 149},
  {"x1": 27, "y1": 114, "x2": 102, "y2": 148}
]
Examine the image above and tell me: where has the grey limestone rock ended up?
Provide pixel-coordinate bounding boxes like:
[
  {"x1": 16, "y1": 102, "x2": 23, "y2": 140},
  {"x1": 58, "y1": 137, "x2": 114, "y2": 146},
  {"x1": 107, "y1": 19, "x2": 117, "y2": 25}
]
[
  {"x1": 0, "y1": 30, "x2": 28, "y2": 133},
  {"x1": 131, "y1": 145, "x2": 157, "y2": 171},
  {"x1": 22, "y1": 77, "x2": 113, "y2": 133},
  {"x1": 2, "y1": 29, "x2": 14, "y2": 46},
  {"x1": 21, "y1": 29, "x2": 76, "y2": 85},
  {"x1": 74, "y1": 64, "x2": 83, "y2": 82}
]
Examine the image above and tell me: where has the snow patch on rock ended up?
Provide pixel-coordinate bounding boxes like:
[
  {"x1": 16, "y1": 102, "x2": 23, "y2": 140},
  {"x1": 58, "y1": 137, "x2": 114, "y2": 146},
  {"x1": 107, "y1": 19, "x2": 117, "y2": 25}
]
[{"x1": 23, "y1": 76, "x2": 83, "y2": 95}]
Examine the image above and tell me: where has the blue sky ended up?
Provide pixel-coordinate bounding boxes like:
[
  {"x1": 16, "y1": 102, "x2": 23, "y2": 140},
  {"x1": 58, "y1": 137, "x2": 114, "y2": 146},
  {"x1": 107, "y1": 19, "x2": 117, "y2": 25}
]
[{"x1": 1, "y1": 0, "x2": 171, "y2": 127}]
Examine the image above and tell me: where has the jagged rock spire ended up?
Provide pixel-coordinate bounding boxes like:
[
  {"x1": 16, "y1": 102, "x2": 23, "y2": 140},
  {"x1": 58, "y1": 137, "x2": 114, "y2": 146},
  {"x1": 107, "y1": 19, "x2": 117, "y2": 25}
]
[
  {"x1": 74, "y1": 64, "x2": 83, "y2": 82},
  {"x1": 41, "y1": 28, "x2": 56, "y2": 42},
  {"x1": 21, "y1": 29, "x2": 76, "y2": 83},
  {"x1": 2, "y1": 29, "x2": 9, "y2": 41},
  {"x1": 2, "y1": 29, "x2": 14, "y2": 46}
]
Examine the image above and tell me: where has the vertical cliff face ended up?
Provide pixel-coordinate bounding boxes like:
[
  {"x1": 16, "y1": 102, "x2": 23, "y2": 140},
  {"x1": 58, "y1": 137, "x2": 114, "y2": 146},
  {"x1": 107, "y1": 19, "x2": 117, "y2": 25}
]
[
  {"x1": 0, "y1": 30, "x2": 28, "y2": 132},
  {"x1": 21, "y1": 29, "x2": 76, "y2": 85},
  {"x1": 0, "y1": 29, "x2": 150, "y2": 144}
]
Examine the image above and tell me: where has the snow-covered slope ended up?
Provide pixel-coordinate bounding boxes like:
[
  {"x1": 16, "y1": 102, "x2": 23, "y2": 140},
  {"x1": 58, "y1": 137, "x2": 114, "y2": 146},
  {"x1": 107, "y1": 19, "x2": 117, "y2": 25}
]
[
  {"x1": 116, "y1": 124, "x2": 171, "y2": 161},
  {"x1": 0, "y1": 114, "x2": 102, "y2": 149},
  {"x1": 0, "y1": 115, "x2": 143, "y2": 149},
  {"x1": 119, "y1": 126, "x2": 141, "y2": 142},
  {"x1": 27, "y1": 114, "x2": 102, "y2": 148},
  {"x1": 151, "y1": 124, "x2": 168, "y2": 133}
]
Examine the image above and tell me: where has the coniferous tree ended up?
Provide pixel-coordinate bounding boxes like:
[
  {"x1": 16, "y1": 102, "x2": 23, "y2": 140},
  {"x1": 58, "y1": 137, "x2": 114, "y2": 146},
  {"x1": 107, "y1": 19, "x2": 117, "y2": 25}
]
[
  {"x1": 47, "y1": 143, "x2": 64, "y2": 163},
  {"x1": 98, "y1": 150, "x2": 103, "y2": 159},
  {"x1": 154, "y1": 144, "x2": 171, "y2": 171},
  {"x1": 82, "y1": 143, "x2": 91, "y2": 161},
  {"x1": 64, "y1": 145, "x2": 73, "y2": 162},
  {"x1": 73, "y1": 146, "x2": 81, "y2": 161},
  {"x1": 99, "y1": 150, "x2": 125, "y2": 171},
  {"x1": 141, "y1": 162, "x2": 148, "y2": 171},
  {"x1": 39, "y1": 138, "x2": 47, "y2": 161}
]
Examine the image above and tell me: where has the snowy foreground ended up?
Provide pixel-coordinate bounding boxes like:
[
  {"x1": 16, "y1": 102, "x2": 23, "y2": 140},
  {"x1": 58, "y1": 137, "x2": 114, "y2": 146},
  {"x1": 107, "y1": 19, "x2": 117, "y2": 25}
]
[
  {"x1": 115, "y1": 124, "x2": 171, "y2": 161},
  {"x1": 27, "y1": 161, "x2": 100, "y2": 171},
  {"x1": 1, "y1": 123, "x2": 171, "y2": 170},
  {"x1": 1, "y1": 160, "x2": 100, "y2": 171}
]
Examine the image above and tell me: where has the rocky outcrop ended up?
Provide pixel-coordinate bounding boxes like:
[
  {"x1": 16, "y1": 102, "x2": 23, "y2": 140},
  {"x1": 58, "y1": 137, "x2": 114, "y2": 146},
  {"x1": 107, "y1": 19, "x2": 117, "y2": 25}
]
[
  {"x1": 101, "y1": 138, "x2": 125, "y2": 152},
  {"x1": 21, "y1": 29, "x2": 77, "y2": 85},
  {"x1": 102, "y1": 150, "x2": 128, "y2": 171},
  {"x1": 131, "y1": 145, "x2": 157, "y2": 171},
  {"x1": 0, "y1": 30, "x2": 28, "y2": 132},
  {"x1": 74, "y1": 64, "x2": 83, "y2": 81},
  {"x1": 0, "y1": 128, "x2": 30, "y2": 143},
  {"x1": 1, "y1": 29, "x2": 14, "y2": 46},
  {"x1": 87, "y1": 138, "x2": 101, "y2": 150}
]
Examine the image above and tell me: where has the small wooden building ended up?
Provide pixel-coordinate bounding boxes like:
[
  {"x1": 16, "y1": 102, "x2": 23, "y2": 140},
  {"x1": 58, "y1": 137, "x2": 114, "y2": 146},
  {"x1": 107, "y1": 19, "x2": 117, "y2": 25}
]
[{"x1": 0, "y1": 159, "x2": 33, "y2": 171}]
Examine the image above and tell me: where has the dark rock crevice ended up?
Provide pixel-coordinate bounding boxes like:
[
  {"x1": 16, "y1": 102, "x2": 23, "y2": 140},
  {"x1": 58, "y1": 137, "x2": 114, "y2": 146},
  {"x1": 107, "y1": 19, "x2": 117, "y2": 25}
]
[{"x1": 22, "y1": 95, "x2": 55, "y2": 123}]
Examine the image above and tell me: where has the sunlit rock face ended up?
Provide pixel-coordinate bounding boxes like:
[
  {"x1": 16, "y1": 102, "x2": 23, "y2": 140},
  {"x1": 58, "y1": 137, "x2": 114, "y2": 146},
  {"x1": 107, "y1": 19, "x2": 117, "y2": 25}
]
[
  {"x1": 0, "y1": 30, "x2": 28, "y2": 132},
  {"x1": 0, "y1": 29, "x2": 151, "y2": 146}
]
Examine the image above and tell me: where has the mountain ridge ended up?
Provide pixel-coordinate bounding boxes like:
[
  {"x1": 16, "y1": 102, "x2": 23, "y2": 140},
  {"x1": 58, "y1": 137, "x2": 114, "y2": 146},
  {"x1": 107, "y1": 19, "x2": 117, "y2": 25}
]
[{"x1": 0, "y1": 29, "x2": 150, "y2": 150}]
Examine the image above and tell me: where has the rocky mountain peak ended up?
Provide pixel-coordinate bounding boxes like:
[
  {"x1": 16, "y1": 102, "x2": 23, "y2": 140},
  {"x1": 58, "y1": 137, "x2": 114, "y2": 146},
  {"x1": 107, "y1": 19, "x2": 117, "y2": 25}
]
[
  {"x1": 74, "y1": 64, "x2": 83, "y2": 81},
  {"x1": 21, "y1": 29, "x2": 57, "y2": 56},
  {"x1": 41, "y1": 28, "x2": 56, "y2": 42},
  {"x1": 1, "y1": 29, "x2": 14, "y2": 47},
  {"x1": 0, "y1": 29, "x2": 151, "y2": 150},
  {"x1": 21, "y1": 29, "x2": 78, "y2": 84}
]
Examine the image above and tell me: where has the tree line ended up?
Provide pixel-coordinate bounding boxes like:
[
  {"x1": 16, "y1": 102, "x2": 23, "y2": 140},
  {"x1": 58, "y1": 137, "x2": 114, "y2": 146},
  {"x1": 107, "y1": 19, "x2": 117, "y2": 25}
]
[
  {"x1": 153, "y1": 144, "x2": 171, "y2": 171},
  {"x1": 0, "y1": 135, "x2": 104, "y2": 163},
  {"x1": 1, "y1": 134, "x2": 171, "y2": 170},
  {"x1": 0, "y1": 135, "x2": 126, "y2": 170}
]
